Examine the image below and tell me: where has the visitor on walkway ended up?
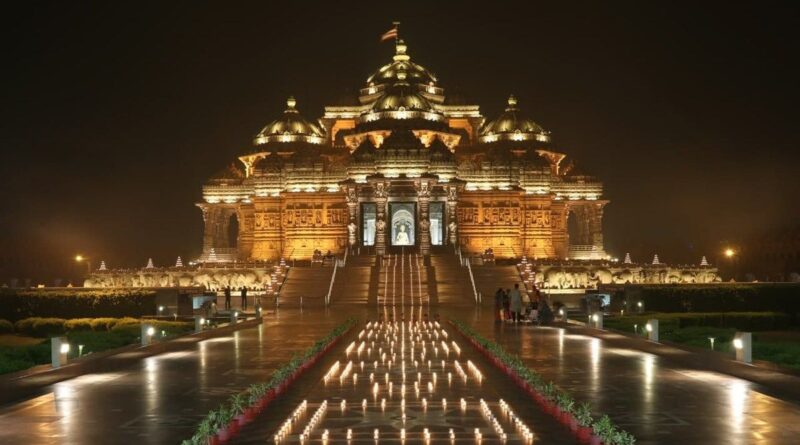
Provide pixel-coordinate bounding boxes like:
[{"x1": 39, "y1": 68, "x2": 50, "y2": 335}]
[
  {"x1": 509, "y1": 284, "x2": 522, "y2": 323},
  {"x1": 224, "y1": 286, "x2": 232, "y2": 310},
  {"x1": 240, "y1": 286, "x2": 248, "y2": 310},
  {"x1": 494, "y1": 288, "x2": 505, "y2": 323},
  {"x1": 503, "y1": 288, "x2": 511, "y2": 320},
  {"x1": 538, "y1": 297, "x2": 554, "y2": 325}
]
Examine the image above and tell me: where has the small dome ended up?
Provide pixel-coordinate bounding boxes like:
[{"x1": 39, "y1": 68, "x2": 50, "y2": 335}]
[
  {"x1": 367, "y1": 40, "x2": 438, "y2": 86},
  {"x1": 253, "y1": 97, "x2": 325, "y2": 145},
  {"x1": 479, "y1": 95, "x2": 550, "y2": 143}
]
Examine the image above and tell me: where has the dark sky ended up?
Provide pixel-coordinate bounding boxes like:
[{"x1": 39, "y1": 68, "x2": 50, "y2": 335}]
[{"x1": 2, "y1": 1, "x2": 799, "y2": 280}]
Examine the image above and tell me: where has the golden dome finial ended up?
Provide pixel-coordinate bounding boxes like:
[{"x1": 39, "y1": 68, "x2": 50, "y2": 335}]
[
  {"x1": 393, "y1": 38, "x2": 410, "y2": 62},
  {"x1": 286, "y1": 96, "x2": 297, "y2": 109},
  {"x1": 507, "y1": 94, "x2": 518, "y2": 108}
]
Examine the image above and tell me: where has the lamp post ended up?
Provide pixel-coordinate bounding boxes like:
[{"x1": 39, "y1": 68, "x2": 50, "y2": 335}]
[
  {"x1": 74, "y1": 255, "x2": 92, "y2": 274},
  {"x1": 723, "y1": 247, "x2": 737, "y2": 281}
]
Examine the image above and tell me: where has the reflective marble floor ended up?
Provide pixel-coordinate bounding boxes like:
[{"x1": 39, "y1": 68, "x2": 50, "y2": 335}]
[{"x1": 0, "y1": 306, "x2": 799, "y2": 444}]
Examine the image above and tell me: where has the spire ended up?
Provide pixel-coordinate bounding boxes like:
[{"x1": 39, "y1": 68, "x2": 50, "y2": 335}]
[
  {"x1": 393, "y1": 38, "x2": 410, "y2": 62},
  {"x1": 146, "y1": 258, "x2": 154, "y2": 269},
  {"x1": 176, "y1": 256, "x2": 183, "y2": 267},
  {"x1": 652, "y1": 254, "x2": 660, "y2": 265},
  {"x1": 506, "y1": 94, "x2": 518, "y2": 110},
  {"x1": 285, "y1": 96, "x2": 297, "y2": 112},
  {"x1": 623, "y1": 253, "x2": 632, "y2": 264},
  {"x1": 700, "y1": 256, "x2": 709, "y2": 266},
  {"x1": 99, "y1": 260, "x2": 107, "y2": 271}
]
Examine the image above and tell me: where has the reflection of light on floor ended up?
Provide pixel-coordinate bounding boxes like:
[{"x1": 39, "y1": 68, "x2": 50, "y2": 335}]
[
  {"x1": 590, "y1": 338, "x2": 600, "y2": 393},
  {"x1": 643, "y1": 354, "x2": 654, "y2": 410},
  {"x1": 153, "y1": 351, "x2": 193, "y2": 360},
  {"x1": 729, "y1": 379, "x2": 747, "y2": 444},
  {"x1": 606, "y1": 347, "x2": 647, "y2": 357},
  {"x1": 558, "y1": 329, "x2": 564, "y2": 357},
  {"x1": 563, "y1": 334, "x2": 592, "y2": 340},
  {"x1": 200, "y1": 337, "x2": 234, "y2": 343}
]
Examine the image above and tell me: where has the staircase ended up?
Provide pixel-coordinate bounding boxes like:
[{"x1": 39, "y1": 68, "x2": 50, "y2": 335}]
[
  {"x1": 277, "y1": 266, "x2": 333, "y2": 307},
  {"x1": 471, "y1": 264, "x2": 526, "y2": 306},
  {"x1": 430, "y1": 252, "x2": 476, "y2": 306},
  {"x1": 378, "y1": 250, "x2": 430, "y2": 306},
  {"x1": 330, "y1": 254, "x2": 376, "y2": 305}
]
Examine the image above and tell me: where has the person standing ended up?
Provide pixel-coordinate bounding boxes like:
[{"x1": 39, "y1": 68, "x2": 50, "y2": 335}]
[
  {"x1": 240, "y1": 286, "x2": 248, "y2": 310},
  {"x1": 503, "y1": 289, "x2": 511, "y2": 321},
  {"x1": 224, "y1": 286, "x2": 232, "y2": 310},
  {"x1": 494, "y1": 288, "x2": 505, "y2": 323},
  {"x1": 509, "y1": 284, "x2": 522, "y2": 323}
]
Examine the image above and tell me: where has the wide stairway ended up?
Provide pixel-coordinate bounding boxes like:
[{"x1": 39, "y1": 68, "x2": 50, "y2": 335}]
[
  {"x1": 377, "y1": 251, "x2": 431, "y2": 306},
  {"x1": 277, "y1": 266, "x2": 332, "y2": 307},
  {"x1": 330, "y1": 253, "x2": 377, "y2": 305},
  {"x1": 471, "y1": 263, "x2": 525, "y2": 305},
  {"x1": 429, "y1": 251, "x2": 476, "y2": 306}
]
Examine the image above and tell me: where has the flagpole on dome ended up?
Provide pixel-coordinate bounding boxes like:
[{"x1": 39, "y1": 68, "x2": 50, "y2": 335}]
[{"x1": 380, "y1": 21, "x2": 400, "y2": 43}]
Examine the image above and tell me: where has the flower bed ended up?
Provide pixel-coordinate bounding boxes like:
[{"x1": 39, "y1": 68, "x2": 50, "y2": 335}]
[
  {"x1": 451, "y1": 320, "x2": 636, "y2": 445},
  {"x1": 181, "y1": 319, "x2": 355, "y2": 445}
]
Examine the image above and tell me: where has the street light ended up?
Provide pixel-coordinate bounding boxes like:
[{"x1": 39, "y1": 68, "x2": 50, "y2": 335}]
[
  {"x1": 74, "y1": 255, "x2": 92, "y2": 274},
  {"x1": 724, "y1": 248, "x2": 735, "y2": 258}
]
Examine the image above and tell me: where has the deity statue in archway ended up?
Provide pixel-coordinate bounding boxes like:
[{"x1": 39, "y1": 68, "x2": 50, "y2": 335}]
[{"x1": 395, "y1": 224, "x2": 410, "y2": 245}]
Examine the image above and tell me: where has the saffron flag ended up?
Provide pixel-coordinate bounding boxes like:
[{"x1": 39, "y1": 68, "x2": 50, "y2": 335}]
[{"x1": 380, "y1": 26, "x2": 398, "y2": 42}]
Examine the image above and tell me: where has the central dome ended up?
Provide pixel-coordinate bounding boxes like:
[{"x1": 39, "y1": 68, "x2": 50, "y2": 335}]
[
  {"x1": 371, "y1": 78, "x2": 433, "y2": 112},
  {"x1": 367, "y1": 40, "x2": 437, "y2": 86}
]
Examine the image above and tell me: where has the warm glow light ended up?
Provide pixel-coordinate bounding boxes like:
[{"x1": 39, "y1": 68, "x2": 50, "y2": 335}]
[
  {"x1": 74, "y1": 255, "x2": 84, "y2": 262},
  {"x1": 724, "y1": 248, "x2": 735, "y2": 258}
]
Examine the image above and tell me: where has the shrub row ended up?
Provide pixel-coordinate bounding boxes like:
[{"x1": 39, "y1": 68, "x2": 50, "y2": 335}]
[
  {"x1": 612, "y1": 283, "x2": 800, "y2": 317},
  {"x1": 0, "y1": 289, "x2": 157, "y2": 321},
  {"x1": 9, "y1": 317, "x2": 192, "y2": 338},
  {"x1": 607, "y1": 312, "x2": 790, "y2": 332}
]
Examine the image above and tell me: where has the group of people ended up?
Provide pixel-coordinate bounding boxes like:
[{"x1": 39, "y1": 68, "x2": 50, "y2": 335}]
[
  {"x1": 223, "y1": 286, "x2": 248, "y2": 310},
  {"x1": 494, "y1": 283, "x2": 554, "y2": 325}
]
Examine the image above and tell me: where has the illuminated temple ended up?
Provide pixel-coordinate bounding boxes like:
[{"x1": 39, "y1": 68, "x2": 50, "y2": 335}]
[{"x1": 197, "y1": 39, "x2": 608, "y2": 262}]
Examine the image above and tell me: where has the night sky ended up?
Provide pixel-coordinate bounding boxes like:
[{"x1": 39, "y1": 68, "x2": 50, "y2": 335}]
[{"x1": 2, "y1": 2, "x2": 799, "y2": 281}]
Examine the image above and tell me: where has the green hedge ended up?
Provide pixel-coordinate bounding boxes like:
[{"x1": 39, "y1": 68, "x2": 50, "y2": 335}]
[
  {"x1": 0, "y1": 319, "x2": 13, "y2": 334},
  {"x1": 12, "y1": 317, "x2": 192, "y2": 337},
  {"x1": 0, "y1": 289, "x2": 157, "y2": 322},
  {"x1": 606, "y1": 312, "x2": 790, "y2": 332},
  {"x1": 613, "y1": 284, "x2": 800, "y2": 317}
]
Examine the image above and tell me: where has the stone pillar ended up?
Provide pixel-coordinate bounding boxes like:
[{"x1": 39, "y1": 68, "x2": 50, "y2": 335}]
[
  {"x1": 417, "y1": 180, "x2": 432, "y2": 256},
  {"x1": 446, "y1": 185, "x2": 459, "y2": 246},
  {"x1": 589, "y1": 202, "x2": 607, "y2": 252},
  {"x1": 373, "y1": 181, "x2": 388, "y2": 256},
  {"x1": 344, "y1": 184, "x2": 359, "y2": 247}
]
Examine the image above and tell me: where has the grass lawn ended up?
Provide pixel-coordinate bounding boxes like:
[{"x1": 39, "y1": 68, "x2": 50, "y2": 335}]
[
  {"x1": 604, "y1": 315, "x2": 800, "y2": 371},
  {"x1": 0, "y1": 323, "x2": 193, "y2": 375},
  {"x1": 0, "y1": 334, "x2": 45, "y2": 347}
]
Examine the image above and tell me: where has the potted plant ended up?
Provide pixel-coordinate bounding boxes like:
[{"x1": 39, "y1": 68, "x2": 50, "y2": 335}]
[
  {"x1": 614, "y1": 430, "x2": 636, "y2": 445},
  {"x1": 574, "y1": 402, "x2": 594, "y2": 441},
  {"x1": 556, "y1": 392, "x2": 575, "y2": 426},
  {"x1": 591, "y1": 415, "x2": 615, "y2": 445},
  {"x1": 229, "y1": 393, "x2": 247, "y2": 427}
]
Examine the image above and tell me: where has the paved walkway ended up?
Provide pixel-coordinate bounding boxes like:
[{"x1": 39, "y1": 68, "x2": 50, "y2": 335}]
[
  {"x1": 1, "y1": 306, "x2": 799, "y2": 444},
  {"x1": 468, "y1": 315, "x2": 800, "y2": 444},
  {"x1": 0, "y1": 310, "x2": 354, "y2": 445}
]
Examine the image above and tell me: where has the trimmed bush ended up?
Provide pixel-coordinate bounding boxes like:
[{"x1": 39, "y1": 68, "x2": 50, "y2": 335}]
[
  {"x1": 14, "y1": 318, "x2": 66, "y2": 337},
  {"x1": 606, "y1": 312, "x2": 790, "y2": 333},
  {"x1": 0, "y1": 319, "x2": 13, "y2": 334},
  {"x1": 613, "y1": 284, "x2": 800, "y2": 319},
  {"x1": 90, "y1": 318, "x2": 120, "y2": 331},
  {"x1": 0, "y1": 289, "x2": 157, "y2": 322},
  {"x1": 63, "y1": 318, "x2": 94, "y2": 332}
]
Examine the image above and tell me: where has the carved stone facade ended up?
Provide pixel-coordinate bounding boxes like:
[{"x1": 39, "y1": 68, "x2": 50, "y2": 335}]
[{"x1": 197, "y1": 38, "x2": 609, "y2": 261}]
